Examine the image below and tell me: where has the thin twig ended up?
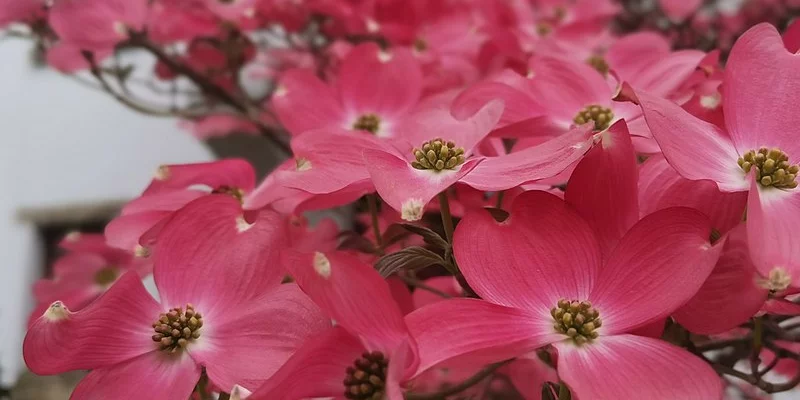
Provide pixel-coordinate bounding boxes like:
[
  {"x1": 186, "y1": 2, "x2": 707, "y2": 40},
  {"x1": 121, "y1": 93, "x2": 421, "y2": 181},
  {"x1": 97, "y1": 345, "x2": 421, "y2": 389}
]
[
  {"x1": 751, "y1": 317, "x2": 763, "y2": 378},
  {"x1": 437, "y1": 192, "x2": 455, "y2": 252},
  {"x1": 757, "y1": 355, "x2": 780, "y2": 378},
  {"x1": 695, "y1": 337, "x2": 750, "y2": 353},
  {"x1": 367, "y1": 194, "x2": 384, "y2": 254},
  {"x1": 713, "y1": 358, "x2": 800, "y2": 393},
  {"x1": 81, "y1": 51, "x2": 201, "y2": 118},
  {"x1": 128, "y1": 33, "x2": 292, "y2": 154}
]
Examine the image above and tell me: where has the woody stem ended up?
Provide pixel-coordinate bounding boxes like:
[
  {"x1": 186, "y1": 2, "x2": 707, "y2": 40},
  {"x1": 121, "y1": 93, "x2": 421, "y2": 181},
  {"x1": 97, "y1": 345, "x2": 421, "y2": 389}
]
[
  {"x1": 438, "y1": 191, "x2": 455, "y2": 250},
  {"x1": 368, "y1": 194, "x2": 384, "y2": 255},
  {"x1": 751, "y1": 316, "x2": 763, "y2": 377}
]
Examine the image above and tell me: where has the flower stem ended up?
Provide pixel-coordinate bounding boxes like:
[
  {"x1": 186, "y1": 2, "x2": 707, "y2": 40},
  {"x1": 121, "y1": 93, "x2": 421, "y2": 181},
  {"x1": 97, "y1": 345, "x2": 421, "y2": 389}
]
[
  {"x1": 751, "y1": 316, "x2": 764, "y2": 376},
  {"x1": 437, "y1": 191, "x2": 455, "y2": 246},
  {"x1": 196, "y1": 373, "x2": 212, "y2": 400},
  {"x1": 495, "y1": 190, "x2": 505, "y2": 209},
  {"x1": 219, "y1": 393, "x2": 231, "y2": 400},
  {"x1": 367, "y1": 194, "x2": 383, "y2": 254}
]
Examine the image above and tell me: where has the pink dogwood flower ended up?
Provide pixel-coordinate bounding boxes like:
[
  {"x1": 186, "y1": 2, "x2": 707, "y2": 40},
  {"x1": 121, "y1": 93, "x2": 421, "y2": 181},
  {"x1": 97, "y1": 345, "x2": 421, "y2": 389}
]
[
  {"x1": 24, "y1": 196, "x2": 329, "y2": 398},
  {"x1": 405, "y1": 191, "x2": 724, "y2": 399},
  {"x1": 244, "y1": 251, "x2": 418, "y2": 400},
  {"x1": 272, "y1": 42, "x2": 422, "y2": 137},
  {"x1": 105, "y1": 159, "x2": 256, "y2": 255},
  {"x1": 363, "y1": 101, "x2": 594, "y2": 220},
  {"x1": 454, "y1": 36, "x2": 703, "y2": 150},
  {"x1": 673, "y1": 224, "x2": 800, "y2": 335},
  {"x1": 244, "y1": 131, "x2": 380, "y2": 213},
  {"x1": 637, "y1": 23, "x2": 800, "y2": 286},
  {"x1": 28, "y1": 233, "x2": 148, "y2": 326}
]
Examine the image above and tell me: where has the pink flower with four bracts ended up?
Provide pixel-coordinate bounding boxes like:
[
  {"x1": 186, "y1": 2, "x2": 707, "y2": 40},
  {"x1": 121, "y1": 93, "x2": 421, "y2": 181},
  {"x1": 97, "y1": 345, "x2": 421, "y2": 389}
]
[
  {"x1": 405, "y1": 191, "x2": 725, "y2": 399},
  {"x1": 24, "y1": 196, "x2": 329, "y2": 399},
  {"x1": 637, "y1": 23, "x2": 800, "y2": 288},
  {"x1": 364, "y1": 101, "x2": 594, "y2": 220}
]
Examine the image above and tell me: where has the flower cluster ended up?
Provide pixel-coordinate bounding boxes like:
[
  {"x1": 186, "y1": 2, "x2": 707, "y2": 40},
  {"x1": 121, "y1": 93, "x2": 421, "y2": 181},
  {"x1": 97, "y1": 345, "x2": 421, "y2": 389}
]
[{"x1": 9, "y1": 0, "x2": 800, "y2": 399}]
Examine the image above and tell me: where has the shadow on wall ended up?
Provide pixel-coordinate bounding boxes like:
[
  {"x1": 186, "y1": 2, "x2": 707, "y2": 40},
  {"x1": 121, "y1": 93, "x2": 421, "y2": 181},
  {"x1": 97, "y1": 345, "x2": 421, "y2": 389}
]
[{"x1": 10, "y1": 371, "x2": 85, "y2": 400}]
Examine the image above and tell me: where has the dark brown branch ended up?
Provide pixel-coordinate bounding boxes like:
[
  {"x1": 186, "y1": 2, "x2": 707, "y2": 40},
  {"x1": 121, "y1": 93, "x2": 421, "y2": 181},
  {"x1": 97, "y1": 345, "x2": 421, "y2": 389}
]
[
  {"x1": 757, "y1": 355, "x2": 780, "y2": 378},
  {"x1": 404, "y1": 360, "x2": 512, "y2": 400},
  {"x1": 127, "y1": 33, "x2": 292, "y2": 155},
  {"x1": 82, "y1": 51, "x2": 201, "y2": 118},
  {"x1": 695, "y1": 337, "x2": 750, "y2": 353},
  {"x1": 716, "y1": 362, "x2": 800, "y2": 394}
]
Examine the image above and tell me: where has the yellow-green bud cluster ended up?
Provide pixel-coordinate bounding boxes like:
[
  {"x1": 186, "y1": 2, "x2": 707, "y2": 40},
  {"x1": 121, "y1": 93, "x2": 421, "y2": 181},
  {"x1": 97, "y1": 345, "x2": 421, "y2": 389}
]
[
  {"x1": 738, "y1": 147, "x2": 798, "y2": 189},
  {"x1": 551, "y1": 299, "x2": 602, "y2": 345},
  {"x1": 212, "y1": 185, "x2": 245, "y2": 203},
  {"x1": 586, "y1": 55, "x2": 609, "y2": 77},
  {"x1": 353, "y1": 114, "x2": 381, "y2": 134},
  {"x1": 344, "y1": 351, "x2": 388, "y2": 400},
  {"x1": 411, "y1": 138, "x2": 466, "y2": 171},
  {"x1": 574, "y1": 105, "x2": 614, "y2": 131},
  {"x1": 93, "y1": 266, "x2": 118, "y2": 286},
  {"x1": 152, "y1": 304, "x2": 203, "y2": 352}
]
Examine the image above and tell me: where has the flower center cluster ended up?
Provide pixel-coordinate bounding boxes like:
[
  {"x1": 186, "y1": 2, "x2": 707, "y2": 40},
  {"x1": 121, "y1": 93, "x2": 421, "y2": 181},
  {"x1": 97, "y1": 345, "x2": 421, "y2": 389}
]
[
  {"x1": 151, "y1": 304, "x2": 203, "y2": 352},
  {"x1": 586, "y1": 55, "x2": 609, "y2": 77},
  {"x1": 353, "y1": 114, "x2": 381, "y2": 134},
  {"x1": 212, "y1": 185, "x2": 245, "y2": 203},
  {"x1": 737, "y1": 147, "x2": 798, "y2": 189},
  {"x1": 93, "y1": 266, "x2": 118, "y2": 286},
  {"x1": 536, "y1": 22, "x2": 552, "y2": 37},
  {"x1": 343, "y1": 351, "x2": 388, "y2": 400},
  {"x1": 758, "y1": 267, "x2": 792, "y2": 293},
  {"x1": 551, "y1": 299, "x2": 602, "y2": 345},
  {"x1": 411, "y1": 138, "x2": 466, "y2": 171},
  {"x1": 413, "y1": 37, "x2": 428, "y2": 52},
  {"x1": 573, "y1": 105, "x2": 614, "y2": 131}
]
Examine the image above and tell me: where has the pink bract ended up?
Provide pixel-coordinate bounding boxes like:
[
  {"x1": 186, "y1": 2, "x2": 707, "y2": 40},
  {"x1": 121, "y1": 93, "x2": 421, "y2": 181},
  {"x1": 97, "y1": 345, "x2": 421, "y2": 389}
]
[{"x1": 28, "y1": 233, "x2": 148, "y2": 326}]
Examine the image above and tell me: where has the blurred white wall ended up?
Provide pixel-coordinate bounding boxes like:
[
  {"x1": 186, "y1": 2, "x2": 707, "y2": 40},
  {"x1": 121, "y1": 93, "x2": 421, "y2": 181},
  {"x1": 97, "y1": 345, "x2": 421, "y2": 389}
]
[{"x1": 0, "y1": 37, "x2": 212, "y2": 387}]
